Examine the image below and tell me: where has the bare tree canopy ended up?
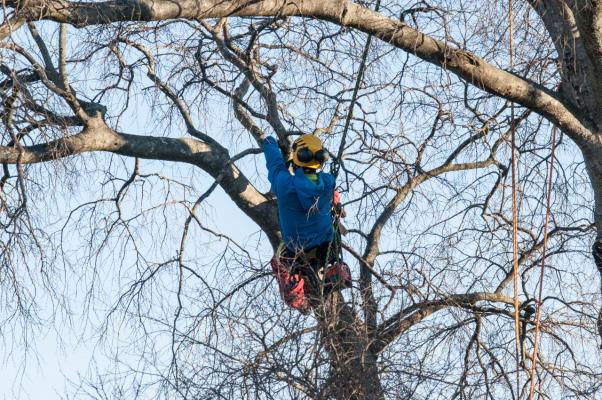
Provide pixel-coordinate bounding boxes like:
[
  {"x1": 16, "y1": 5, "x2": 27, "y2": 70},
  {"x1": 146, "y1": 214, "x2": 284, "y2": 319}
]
[{"x1": 1, "y1": 1, "x2": 601, "y2": 399}]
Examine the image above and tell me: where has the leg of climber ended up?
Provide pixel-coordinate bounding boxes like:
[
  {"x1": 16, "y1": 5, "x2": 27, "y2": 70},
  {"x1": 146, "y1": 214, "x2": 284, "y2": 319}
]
[
  {"x1": 271, "y1": 244, "x2": 311, "y2": 314},
  {"x1": 289, "y1": 244, "x2": 325, "y2": 308}
]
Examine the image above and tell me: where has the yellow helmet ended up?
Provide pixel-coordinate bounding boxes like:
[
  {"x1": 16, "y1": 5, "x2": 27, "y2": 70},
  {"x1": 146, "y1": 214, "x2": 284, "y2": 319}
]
[{"x1": 291, "y1": 135, "x2": 328, "y2": 169}]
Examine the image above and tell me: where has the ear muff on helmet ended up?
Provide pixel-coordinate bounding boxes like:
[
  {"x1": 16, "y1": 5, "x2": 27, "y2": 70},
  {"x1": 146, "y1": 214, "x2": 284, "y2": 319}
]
[
  {"x1": 314, "y1": 149, "x2": 328, "y2": 163},
  {"x1": 295, "y1": 146, "x2": 314, "y2": 163}
]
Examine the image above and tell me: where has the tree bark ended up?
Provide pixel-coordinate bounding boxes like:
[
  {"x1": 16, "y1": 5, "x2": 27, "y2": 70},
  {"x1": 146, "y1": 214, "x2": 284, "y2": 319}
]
[
  {"x1": 316, "y1": 292, "x2": 384, "y2": 400},
  {"x1": 582, "y1": 136, "x2": 602, "y2": 242},
  {"x1": 579, "y1": 133, "x2": 602, "y2": 346}
]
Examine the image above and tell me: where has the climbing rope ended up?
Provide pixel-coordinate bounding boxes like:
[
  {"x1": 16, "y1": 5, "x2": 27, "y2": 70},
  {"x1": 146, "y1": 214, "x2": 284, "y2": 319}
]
[
  {"x1": 332, "y1": 0, "x2": 381, "y2": 180},
  {"x1": 508, "y1": 0, "x2": 522, "y2": 396},
  {"x1": 527, "y1": 126, "x2": 557, "y2": 400}
]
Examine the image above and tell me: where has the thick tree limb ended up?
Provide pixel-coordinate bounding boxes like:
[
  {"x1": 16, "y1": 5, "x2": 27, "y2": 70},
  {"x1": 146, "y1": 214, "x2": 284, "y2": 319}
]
[
  {"x1": 0, "y1": 124, "x2": 281, "y2": 246},
  {"x1": 0, "y1": 16, "x2": 24, "y2": 41},
  {"x1": 570, "y1": 0, "x2": 602, "y2": 117},
  {"x1": 527, "y1": 0, "x2": 600, "y2": 122},
  {"x1": 4, "y1": 0, "x2": 595, "y2": 142}
]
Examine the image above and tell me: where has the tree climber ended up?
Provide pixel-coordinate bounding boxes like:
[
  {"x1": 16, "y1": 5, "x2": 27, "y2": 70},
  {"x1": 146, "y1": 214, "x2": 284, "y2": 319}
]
[{"x1": 264, "y1": 135, "x2": 351, "y2": 313}]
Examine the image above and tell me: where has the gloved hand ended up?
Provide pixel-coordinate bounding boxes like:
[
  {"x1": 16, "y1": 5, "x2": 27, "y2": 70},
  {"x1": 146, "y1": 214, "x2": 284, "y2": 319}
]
[{"x1": 264, "y1": 136, "x2": 289, "y2": 158}]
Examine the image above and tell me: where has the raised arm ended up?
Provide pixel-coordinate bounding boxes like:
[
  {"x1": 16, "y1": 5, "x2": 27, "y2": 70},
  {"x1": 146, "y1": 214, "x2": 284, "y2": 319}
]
[{"x1": 263, "y1": 136, "x2": 288, "y2": 187}]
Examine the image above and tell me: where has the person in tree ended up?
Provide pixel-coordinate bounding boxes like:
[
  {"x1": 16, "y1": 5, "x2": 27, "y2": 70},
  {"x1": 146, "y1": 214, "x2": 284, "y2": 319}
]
[{"x1": 263, "y1": 135, "x2": 350, "y2": 312}]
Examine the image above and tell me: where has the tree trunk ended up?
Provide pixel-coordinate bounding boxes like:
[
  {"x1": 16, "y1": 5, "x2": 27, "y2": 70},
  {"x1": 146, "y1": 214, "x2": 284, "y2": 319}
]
[
  {"x1": 316, "y1": 292, "x2": 384, "y2": 400},
  {"x1": 580, "y1": 134, "x2": 602, "y2": 345}
]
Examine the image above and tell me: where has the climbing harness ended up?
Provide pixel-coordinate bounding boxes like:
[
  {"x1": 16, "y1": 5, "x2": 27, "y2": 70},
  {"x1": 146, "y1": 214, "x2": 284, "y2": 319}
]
[
  {"x1": 326, "y1": 190, "x2": 352, "y2": 291},
  {"x1": 271, "y1": 217, "x2": 351, "y2": 313}
]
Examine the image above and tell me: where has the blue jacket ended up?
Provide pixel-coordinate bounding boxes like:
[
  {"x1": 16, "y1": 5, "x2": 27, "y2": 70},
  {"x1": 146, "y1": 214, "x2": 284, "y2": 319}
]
[{"x1": 263, "y1": 136, "x2": 335, "y2": 251}]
